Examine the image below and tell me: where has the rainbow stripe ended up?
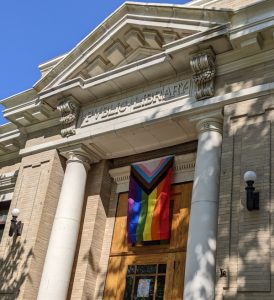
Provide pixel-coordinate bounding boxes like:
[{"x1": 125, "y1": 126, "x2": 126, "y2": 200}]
[{"x1": 128, "y1": 156, "x2": 173, "y2": 243}]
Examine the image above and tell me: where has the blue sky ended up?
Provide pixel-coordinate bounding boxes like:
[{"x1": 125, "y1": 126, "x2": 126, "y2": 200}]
[{"x1": 0, "y1": 0, "x2": 189, "y2": 125}]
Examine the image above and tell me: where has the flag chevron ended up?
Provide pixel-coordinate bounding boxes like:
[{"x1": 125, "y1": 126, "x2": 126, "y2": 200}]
[
  {"x1": 131, "y1": 155, "x2": 174, "y2": 194},
  {"x1": 128, "y1": 156, "x2": 174, "y2": 244}
]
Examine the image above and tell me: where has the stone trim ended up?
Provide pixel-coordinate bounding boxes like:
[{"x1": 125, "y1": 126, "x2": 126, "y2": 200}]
[
  {"x1": 66, "y1": 153, "x2": 91, "y2": 171},
  {"x1": 109, "y1": 153, "x2": 196, "y2": 193},
  {"x1": 0, "y1": 170, "x2": 18, "y2": 202},
  {"x1": 197, "y1": 117, "x2": 223, "y2": 134},
  {"x1": 57, "y1": 97, "x2": 80, "y2": 138},
  {"x1": 0, "y1": 171, "x2": 18, "y2": 190},
  {"x1": 59, "y1": 143, "x2": 100, "y2": 168},
  {"x1": 20, "y1": 81, "x2": 274, "y2": 158},
  {"x1": 190, "y1": 48, "x2": 216, "y2": 100}
]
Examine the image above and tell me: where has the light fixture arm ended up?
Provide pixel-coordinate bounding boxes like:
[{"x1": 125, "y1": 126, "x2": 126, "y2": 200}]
[{"x1": 245, "y1": 179, "x2": 259, "y2": 211}]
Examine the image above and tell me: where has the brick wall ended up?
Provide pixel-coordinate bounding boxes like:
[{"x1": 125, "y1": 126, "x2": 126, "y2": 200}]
[
  {"x1": 216, "y1": 94, "x2": 274, "y2": 299},
  {"x1": 25, "y1": 125, "x2": 61, "y2": 148},
  {"x1": 0, "y1": 150, "x2": 65, "y2": 300}
]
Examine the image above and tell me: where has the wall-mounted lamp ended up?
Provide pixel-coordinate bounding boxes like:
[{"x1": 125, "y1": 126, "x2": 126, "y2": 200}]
[
  {"x1": 244, "y1": 171, "x2": 259, "y2": 211},
  {"x1": 220, "y1": 268, "x2": 227, "y2": 278},
  {"x1": 9, "y1": 208, "x2": 23, "y2": 237}
]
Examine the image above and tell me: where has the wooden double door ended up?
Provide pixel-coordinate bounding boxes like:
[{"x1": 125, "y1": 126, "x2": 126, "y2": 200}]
[{"x1": 104, "y1": 182, "x2": 192, "y2": 300}]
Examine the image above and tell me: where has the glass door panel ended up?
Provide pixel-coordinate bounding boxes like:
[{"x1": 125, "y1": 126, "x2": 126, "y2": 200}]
[{"x1": 123, "y1": 264, "x2": 166, "y2": 300}]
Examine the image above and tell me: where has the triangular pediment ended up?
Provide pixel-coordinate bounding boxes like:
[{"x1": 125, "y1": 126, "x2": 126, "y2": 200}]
[
  {"x1": 35, "y1": 2, "x2": 232, "y2": 103},
  {"x1": 64, "y1": 27, "x2": 196, "y2": 82}
]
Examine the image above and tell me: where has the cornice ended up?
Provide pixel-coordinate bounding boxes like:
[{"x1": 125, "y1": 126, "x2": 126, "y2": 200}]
[
  {"x1": 0, "y1": 152, "x2": 21, "y2": 164},
  {"x1": 33, "y1": 3, "x2": 231, "y2": 92},
  {"x1": 39, "y1": 25, "x2": 231, "y2": 107},
  {"x1": 0, "y1": 124, "x2": 23, "y2": 158},
  {"x1": 39, "y1": 52, "x2": 170, "y2": 105},
  {"x1": 0, "y1": 170, "x2": 18, "y2": 203},
  {"x1": 109, "y1": 153, "x2": 196, "y2": 193},
  {"x1": 1, "y1": 96, "x2": 59, "y2": 132},
  {"x1": 164, "y1": 24, "x2": 228, "y2": 52},
  {"x1": 1, "y1": 0, "x2": 273, "y2": 142},
  {"x1": 0, "y1": 88, "x2": 36, "y2": 108},
  {"x1": 0, "y1": 171, "x2": 18, "y2": 190},
  {"x1": 217, "y1": 47, "x2": 274, "y2": 76},
  {"x1": 38, "y1": 53, "x2": 67, "y2": 77},
  {"x1": 229, "y1": 0, "x2": 274, "y2": 48},
  {"x1": 34, "y1": 0, "x2": 272, "y2": 101}
]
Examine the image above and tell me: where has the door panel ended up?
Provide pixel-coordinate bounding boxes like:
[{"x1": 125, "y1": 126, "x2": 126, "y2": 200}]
[
  {"x1": 111, "y1": 193, "x2": 128, "y2": 254},
  {"x1": 170, "y1": 183, "x2": 192, "y2": 250},
  {"x1": 104, "y1": 182, "x2": 192, "y2": 300},
  {"x1": 171, "y1": 252, "x2": 186, "y2": 299},
  {"x1": 104, "y1": 254, "x2": 184, "y2": 300}
]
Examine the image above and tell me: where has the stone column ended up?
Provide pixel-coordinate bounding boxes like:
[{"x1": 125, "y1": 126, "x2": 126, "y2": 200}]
[
  {"x1": 183, "y1": 118, "x2": 223, "y2": 300},
  {"x1": 37, "y1": 145, "x2": 93, "y2": 300}
]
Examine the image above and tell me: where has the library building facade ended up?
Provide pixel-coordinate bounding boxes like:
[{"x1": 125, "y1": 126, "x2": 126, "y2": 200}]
[{"x1": 1, "y1": 0, "x2": 274, "y2": 299}]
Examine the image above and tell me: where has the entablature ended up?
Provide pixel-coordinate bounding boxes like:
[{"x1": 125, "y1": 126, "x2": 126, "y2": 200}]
[
  {"x1": 0, "y1": 170, "x2": 18, "y2": 203},
  {"x1": 230, "y1": 0, "x2": 274, "y2": 50},
  {"x1": 39, "y1": 26, "x2": 231, "y2": 109},
  {"x1": 1, "y1": 89, "x2": 60, "y2": 133},
  {"x1": 1, "y1": 0, "x2": 274, "y2": 163},
  {"x1": 0, "y1": 123, "x2": 23, "y2": 161}
]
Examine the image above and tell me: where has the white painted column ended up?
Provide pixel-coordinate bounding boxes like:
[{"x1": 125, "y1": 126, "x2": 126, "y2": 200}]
[
  {"x1": 37, "y1": 147, "x2": 91, "y2": 300},
  {"x1": 183, "y1": 118, "x2": 223, "y2": 300}
]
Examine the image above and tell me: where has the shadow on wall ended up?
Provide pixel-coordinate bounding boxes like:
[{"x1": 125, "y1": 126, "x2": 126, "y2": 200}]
[
  {"x1": 215, "y1": 89, "x2": 273, "y2": 298},
  {"x1": 0, "y1": 238, "x2": 33, "y2": 300}
]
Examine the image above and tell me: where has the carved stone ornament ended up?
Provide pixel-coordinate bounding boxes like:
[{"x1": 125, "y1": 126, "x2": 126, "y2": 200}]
[
  {"x1": 190, "y1": 49, "x2": 216, "y2": 100},
  {"x1": 57, "y1": 97, "x2": 80, "y2": 138}
]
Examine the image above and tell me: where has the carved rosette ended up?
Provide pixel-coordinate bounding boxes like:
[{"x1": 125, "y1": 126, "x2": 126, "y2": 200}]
[
  {"x1": 190, "y1": 49, "x2": 216, "y2": 100},
  {"x1": 57, "y1": 98, "x2": 80, "y2": 138}
]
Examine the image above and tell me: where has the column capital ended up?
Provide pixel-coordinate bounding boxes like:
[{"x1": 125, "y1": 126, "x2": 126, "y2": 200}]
[
  {"x1": 59, "y1": 144, "x2": 100, "y2": 170},
  {"x1": 196, "y1": 117, "x2": 223, "y2": 134},
  {"x1": 66, "y1": 152, "x2": 91, "y2": 171}
]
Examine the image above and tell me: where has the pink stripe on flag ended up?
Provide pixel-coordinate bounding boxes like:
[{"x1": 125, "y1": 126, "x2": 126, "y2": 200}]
[{"x1": 136, "y1": 158, "x2": 166, "y2": 177}]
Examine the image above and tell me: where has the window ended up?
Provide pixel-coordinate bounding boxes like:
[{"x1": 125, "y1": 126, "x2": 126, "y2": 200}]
[
  {"x1": 0, "y1": 201, "x2": 11, "y2": 241},
  {"x1": 124, "y1": 264, "x2": 167, "y2": 300}
]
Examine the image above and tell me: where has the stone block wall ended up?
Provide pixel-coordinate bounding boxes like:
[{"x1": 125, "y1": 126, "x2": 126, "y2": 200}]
[
  {"x1": 204, "y1": 0, "x2": 260, "y2": 9},
  {"x1": 0, "y1": 150, "x2": 65, "y2": 300},
  {"x1": 216, "y1": 94, "x2": 274, "y2": 299}
]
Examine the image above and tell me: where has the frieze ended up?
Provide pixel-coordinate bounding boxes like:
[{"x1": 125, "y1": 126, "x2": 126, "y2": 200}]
[{"x1": 80, "y1": 79, "x2": 191, "y2": 127}]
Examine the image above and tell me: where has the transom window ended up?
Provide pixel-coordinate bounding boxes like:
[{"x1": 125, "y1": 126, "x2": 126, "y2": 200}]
[{"x1": 123, "y1": 264, "x2": 167, "y2": 300}]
